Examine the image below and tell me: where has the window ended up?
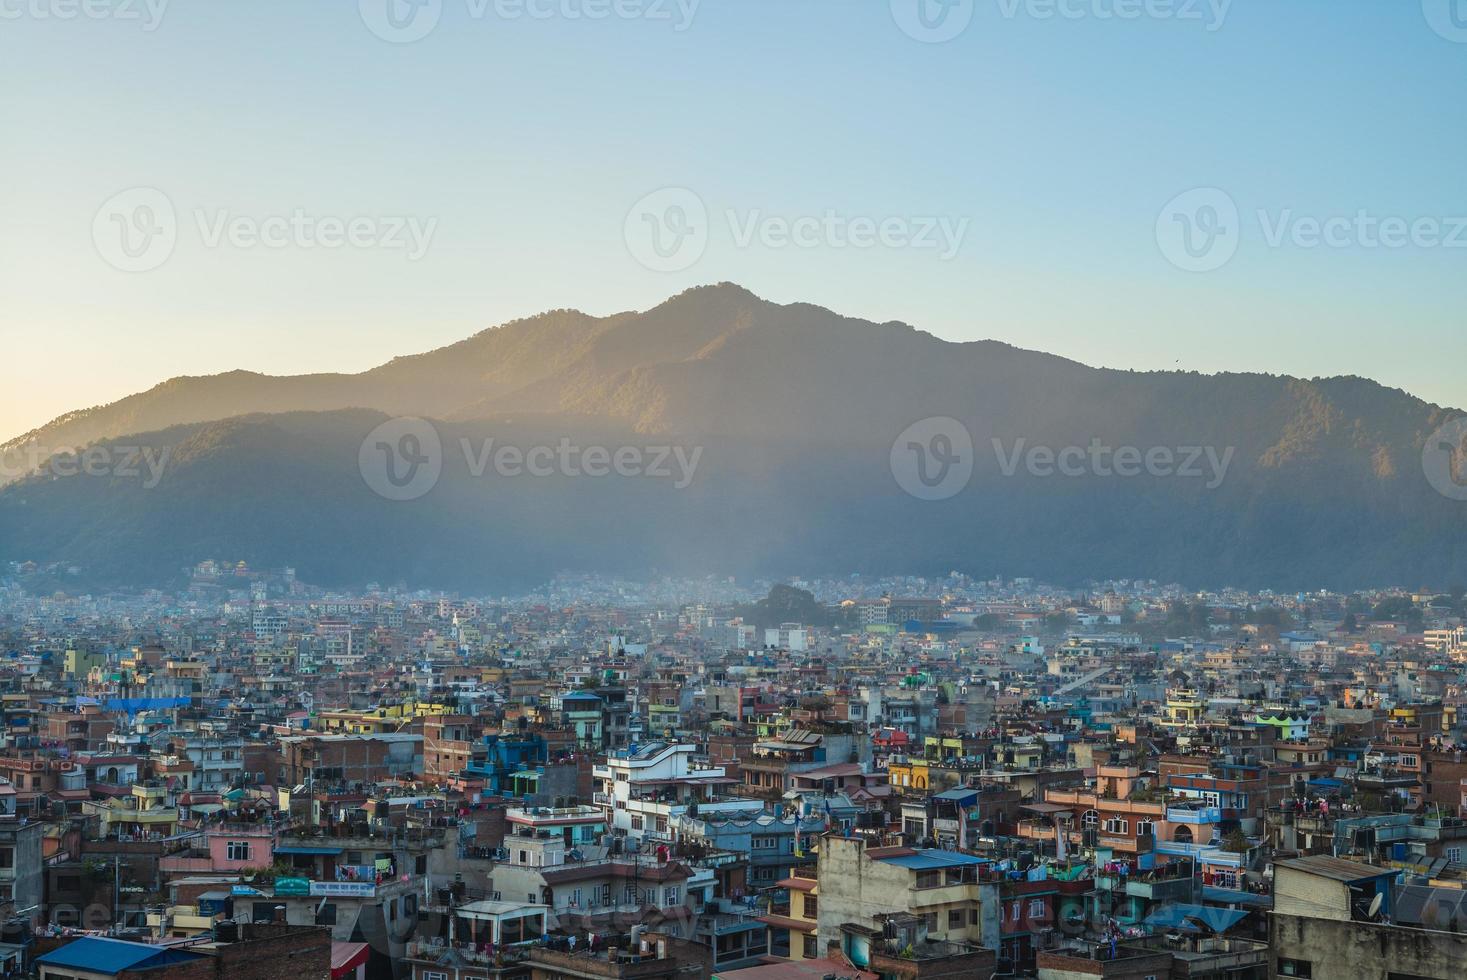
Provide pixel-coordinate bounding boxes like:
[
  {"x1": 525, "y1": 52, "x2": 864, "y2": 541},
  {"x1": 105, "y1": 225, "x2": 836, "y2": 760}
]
[
  {"x1": 802, "y1": 895, "x2": 818, "y2": 917},
  {"x1": 753, "y1": 836, "x2": 777, "y2": 849},
  {"x1": 664, "y1": 886, "x2": 680, "y2": 906},
  {"x1": 948, "y1": 909, "x2": 964, "y2": 929},
  {"x1": 1028, "y1": 899, "x2": 1044, "y2": 918},
  {"x1": 226, "y1": 841, "x2": 251, "y2": 862},
  {"x1": 315, "y1": 904, "x2": 337, "y2": 926},
  {"x1": 1447, "y1": 847, "x2": 1462, "y2": 864},
  {"x1": 631, "y1": 815, "x2": 644, "y2": 830},
  {"x1": 1082, "y1": 810, "x2": 1099, "y2": 830},
  {"x1": 425, "y1": 973, "x2": 448, "y2": 980},
  {"x1": 1278, "y1": 959, "x2": 1313, "y2": 978},
  {"x1": 802, "y1": 934, "x2": 818, "y2": 958}
]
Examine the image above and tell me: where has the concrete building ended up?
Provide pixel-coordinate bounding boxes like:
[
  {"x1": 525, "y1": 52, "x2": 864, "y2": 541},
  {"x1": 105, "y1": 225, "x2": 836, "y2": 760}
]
[
  {"x1": 1269, "y1": 854, "x2": 1466, "y2": 980},
  {"x1": 0, "y1": 816, "x2": 42, "y2": 916},
  {"x1": 815, "y1": 837, "x2": 989, "y2": 952},
  {"x1": 594, "y1": 742, "x2": 744, "y2": 843}
]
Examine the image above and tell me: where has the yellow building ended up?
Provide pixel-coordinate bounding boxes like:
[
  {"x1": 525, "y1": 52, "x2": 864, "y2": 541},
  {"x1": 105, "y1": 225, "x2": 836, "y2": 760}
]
[
  {"x1": 63, "y1": 649, "x2": 106, "y2": 678},
  {"x1": 888, "y1": 757, "x2": 933, "y2": 794},
  {"x1": 316, "y1": 702, "x2": 454, "y2": 734},
  {"x1": 760, "y1": 867, "x2": 820, "y2": 959},
  {"x1": 1163, "y1": 690, "x2": 1204, "y2": 729}
]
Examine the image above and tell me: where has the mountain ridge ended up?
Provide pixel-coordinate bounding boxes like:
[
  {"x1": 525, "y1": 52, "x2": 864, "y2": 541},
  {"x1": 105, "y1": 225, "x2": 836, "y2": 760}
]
[{"x1": 4, "y1": 284, "x2": 1465, "y2": 591}]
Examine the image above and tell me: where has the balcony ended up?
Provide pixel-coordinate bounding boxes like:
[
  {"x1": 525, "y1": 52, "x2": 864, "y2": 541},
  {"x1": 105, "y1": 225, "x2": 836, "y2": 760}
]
[
  {"x1": 406, "y1": 941, "x2": 509, "y2": 967},
  {"x1": 1167, "y1": 806, "x2": 1222, "y2": 824}
]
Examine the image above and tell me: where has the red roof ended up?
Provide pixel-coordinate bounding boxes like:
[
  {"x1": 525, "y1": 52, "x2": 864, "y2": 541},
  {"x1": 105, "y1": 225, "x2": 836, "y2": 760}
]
[{"x1": 331, "y1": 941, "x2": 370, "y2": 977}]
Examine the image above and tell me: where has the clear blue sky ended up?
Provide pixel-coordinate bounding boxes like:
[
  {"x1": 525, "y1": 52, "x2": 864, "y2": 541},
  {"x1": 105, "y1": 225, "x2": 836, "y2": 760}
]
[{"x1": 3, "y1": 0, "x2": 1465, "y2": 440}]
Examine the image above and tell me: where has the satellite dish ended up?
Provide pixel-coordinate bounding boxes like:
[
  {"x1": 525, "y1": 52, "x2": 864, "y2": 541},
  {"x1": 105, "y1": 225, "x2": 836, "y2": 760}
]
[{"x1": 1367, "y1": 893, "x2": 1384, "y2": 919}]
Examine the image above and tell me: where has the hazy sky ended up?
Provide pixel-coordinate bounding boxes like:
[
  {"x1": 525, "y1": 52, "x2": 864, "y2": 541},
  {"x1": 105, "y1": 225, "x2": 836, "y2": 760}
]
[{"x1": 3, "y1": 0, "x2": 1465, "y2": 441}]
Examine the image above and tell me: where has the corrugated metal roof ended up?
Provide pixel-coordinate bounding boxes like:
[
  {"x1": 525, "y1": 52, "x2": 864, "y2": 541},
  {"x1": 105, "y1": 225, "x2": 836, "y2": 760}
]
[
  {"x1": 37, "y1": 938, "x2": 205, "y2": 975},
  {"x1": 1275, "y1": 855, "x2": 1395, "y2": 882},
  {"x1": 879, "y1": 849, "x2": 989, "y2": 870}
]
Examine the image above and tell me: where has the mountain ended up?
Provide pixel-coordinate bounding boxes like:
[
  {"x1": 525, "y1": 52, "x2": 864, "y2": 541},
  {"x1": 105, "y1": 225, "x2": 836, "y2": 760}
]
[{"x1": 3, "y1": 284, "x2": 1465, "y2": 591}]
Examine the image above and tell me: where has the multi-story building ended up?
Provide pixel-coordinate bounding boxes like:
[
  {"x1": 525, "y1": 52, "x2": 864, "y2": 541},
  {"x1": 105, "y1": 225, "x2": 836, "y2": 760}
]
[
  {"x1": 594, "y1": 742, "x2": 746, "y2": 843},
  {"x1": 0, "y1": 815, "x2": 43, "y2": 914},
  {"x1": 491, "y1": 825, "x2": 703, "y2": 939}
]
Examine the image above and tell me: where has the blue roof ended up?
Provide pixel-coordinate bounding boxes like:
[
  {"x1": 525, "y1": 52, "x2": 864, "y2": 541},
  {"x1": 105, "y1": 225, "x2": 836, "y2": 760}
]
[
  {"x1": 880, "y1": 849, "x2": 989, "y2": 870},
  {"x1": 37, "y1": 938, "x2": 206, "y2": 975},
  {"x1": 1144, "y1": 903, "x2": 1248, "y2": 933},
  {"x1": 274, "y1": 845, "x2": 344, "y2": 855},
  {"x1": 561, "y1": 691, "x2": 602, "y2": 701},
  {"x1": 1202, "y1": 885, "x2": 1273, "y2": 908}
]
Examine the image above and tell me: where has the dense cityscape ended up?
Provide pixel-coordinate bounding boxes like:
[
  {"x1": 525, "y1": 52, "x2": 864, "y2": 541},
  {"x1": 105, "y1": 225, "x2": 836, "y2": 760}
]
[
  {"x1": 8, "y1": 2, "x2": 1466, "y2": 979},
  {"x1": 1, "y1": 561, "x2": 1465, "y2": 978}
]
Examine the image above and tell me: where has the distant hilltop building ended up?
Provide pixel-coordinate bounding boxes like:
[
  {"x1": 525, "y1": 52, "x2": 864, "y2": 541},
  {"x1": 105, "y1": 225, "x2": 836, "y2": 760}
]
[{"x1": 764, "y1": 624, "x2": 808, "y2": 651}]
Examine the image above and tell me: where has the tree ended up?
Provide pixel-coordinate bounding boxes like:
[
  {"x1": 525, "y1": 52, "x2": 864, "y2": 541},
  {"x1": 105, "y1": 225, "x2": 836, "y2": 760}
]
[{"x1": 739, "y1": 585, "x2": 840, "y2": 629}]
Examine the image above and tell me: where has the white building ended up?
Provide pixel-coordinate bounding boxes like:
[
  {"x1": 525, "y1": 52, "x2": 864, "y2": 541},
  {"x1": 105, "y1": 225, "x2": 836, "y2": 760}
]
[
  {"x1": 764, "y1": 623, "x2": 808, "y2": 651},
  {"x1": 592, "y1": 742, "x2": 758, "y2": 842}
]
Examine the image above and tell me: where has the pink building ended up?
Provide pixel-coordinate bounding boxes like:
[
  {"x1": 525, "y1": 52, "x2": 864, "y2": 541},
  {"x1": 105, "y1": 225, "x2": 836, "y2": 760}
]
[{"x1": 161, "y1": 824, "x2": 277, "y2": 876}]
